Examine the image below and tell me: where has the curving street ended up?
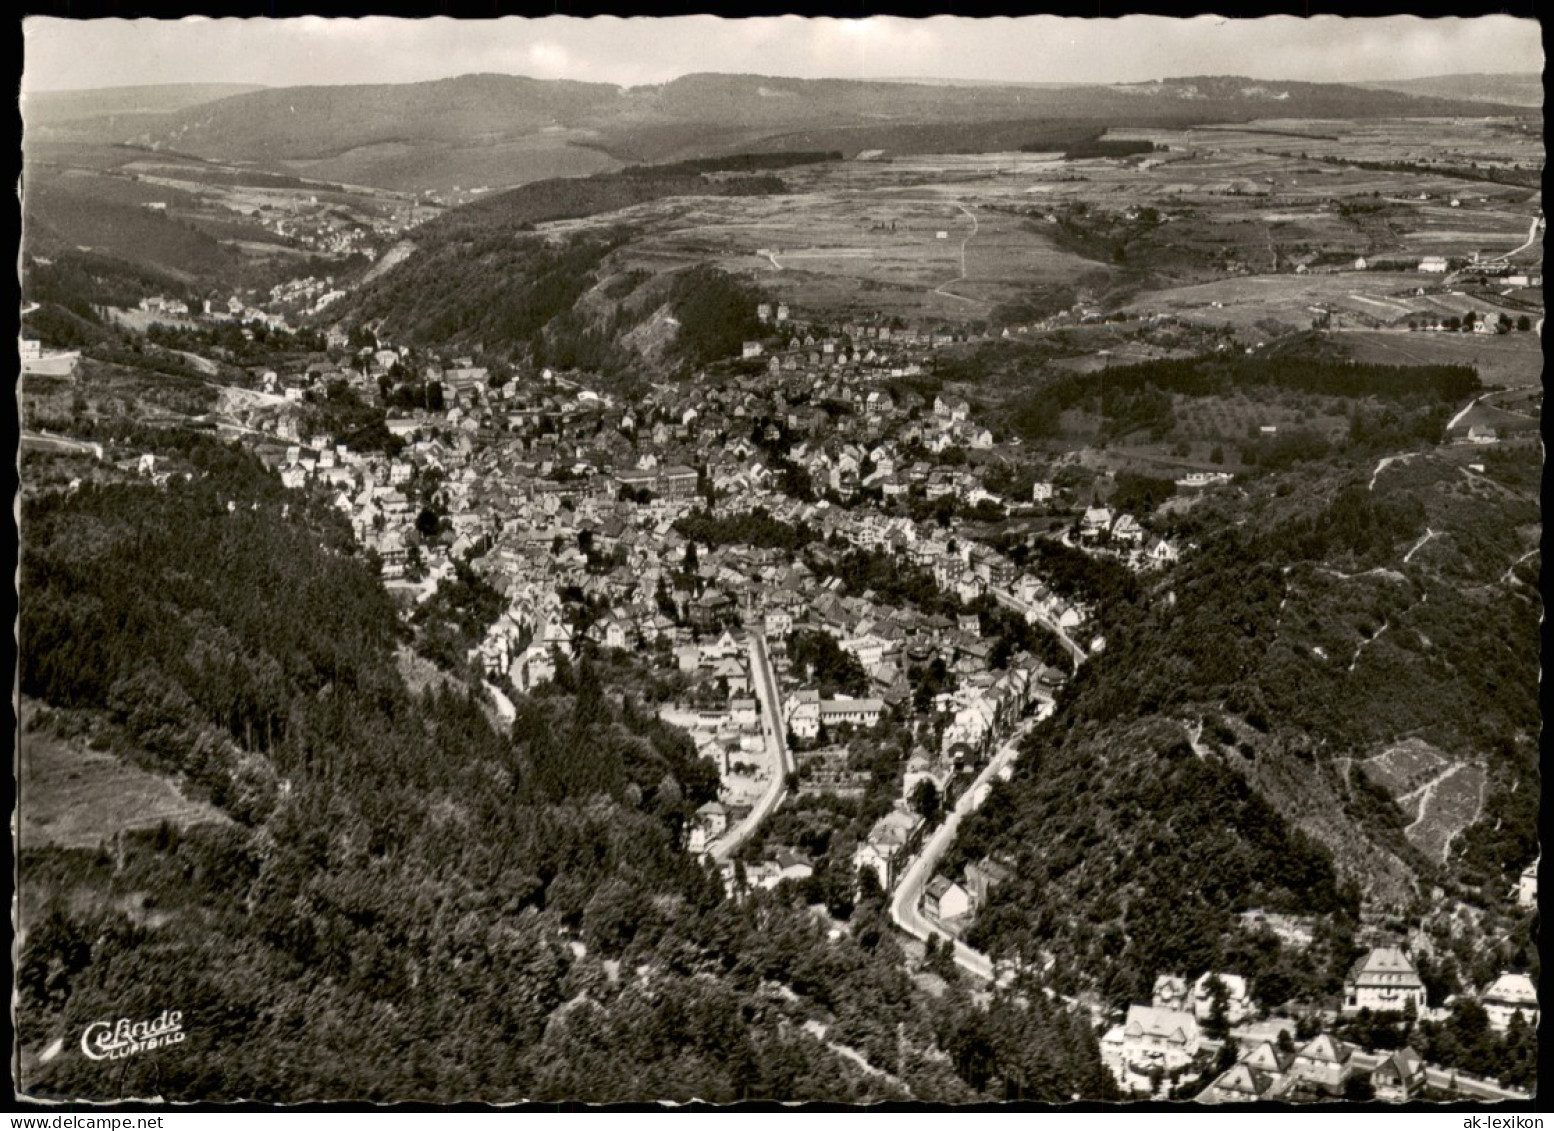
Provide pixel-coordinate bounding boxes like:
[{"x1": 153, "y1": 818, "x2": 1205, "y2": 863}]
[{"x1": 888, "y1": 712, "x2": 1044, "y2": 984}]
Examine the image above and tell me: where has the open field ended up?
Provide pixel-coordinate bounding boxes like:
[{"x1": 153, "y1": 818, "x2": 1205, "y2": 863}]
[
  {"x1": 23, "y1": 140, "x2": 425, "y2": 286},
  {"x1": 19, "y1": 705, "x2": 230, "y2": 850},
  {"x1": 524, "y1": 115, "x2": 1535, "y2": 325},
  {"x1": 1339, "y1": 328, "x2": 1543, "y2": 389},
  {"x1": 1122, "y1": 271, "x2": 1506, "y2": 335},
  {"x1": 1447, "y1": 400, "x2": 1541, "y2": 438},
  {"x1": 547, "y1": 181, "x2": 1109, "y2": 320}
]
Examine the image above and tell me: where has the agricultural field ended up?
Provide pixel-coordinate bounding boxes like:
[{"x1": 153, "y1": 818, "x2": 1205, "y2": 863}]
[
  {"x1": 22, "y1": 139, "x2": 427, "y2": 286},
  {"x1": 1340, "y1": 328, "x2": 1544, "y2": 389},
  {"x1": 18, "y1": 701, "x2": 231, "y2": 851},
  {"x1": 1172, "y1": 391, "x2": 1352, "y2": 444},
  {"x1": 548, "y1": 179, "x2": 1107, "y2": 321},
  {"x1": 1447, "y1": 400, "x2": 1541, "y2": 439},
  {"x1": 534, "y1": 114, "x2": 1539, "y2": 328},
  {"x1": 1122, "y1": 271, "x2": 1496, "y2": 336}
]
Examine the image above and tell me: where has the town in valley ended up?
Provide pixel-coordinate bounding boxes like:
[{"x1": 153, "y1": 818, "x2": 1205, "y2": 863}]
[{"x1": 16, "y1": 16, "x2": 1542, "y2": 1107}]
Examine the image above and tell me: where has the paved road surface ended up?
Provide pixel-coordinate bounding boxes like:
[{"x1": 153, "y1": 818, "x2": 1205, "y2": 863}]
[
  {"x1": 888, "y1": 715, "x2": 1043, "y2": 983},
  {"x1": 1348, "y1": 1051, "x2": 1531, "y2": 1102},
  {"x1": 989, "y1": 587, "x2": 1088, "y2": 670},
  {"x1": 21, "y1": 430, "x2": 103, "y2": 459},
  {"x1": 710, "y1": 632, "x2": 792, "y2": 862}
]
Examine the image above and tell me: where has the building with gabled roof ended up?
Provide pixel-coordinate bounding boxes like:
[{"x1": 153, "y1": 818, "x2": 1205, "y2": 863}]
[
  {"x1": 1122, "y1": 1005, "x2": 1200, "y2": 1071},
  {"x1": 1198, "y1": 1062, "x2": 1279, "y2": 1104},
  {"x1": 1342, "y1": 947, "x2": 1425, "y2": 1015},
  {"x1": 1290, "y1": 1033, "x2": 1354, "y2": 1092},
  {"x1": 1370, "y1": 1047, "x2": 1426, "y2": 1102}
]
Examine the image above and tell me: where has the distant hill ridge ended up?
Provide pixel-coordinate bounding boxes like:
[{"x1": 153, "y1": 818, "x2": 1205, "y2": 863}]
[
  {"x1": 23, "y1": 83, "x2": 270, "y2": 124},
  {"x1": 24, "y1": 70, "x2": 1531, "y2": 194},
  {"x1": 1355, "y1": 72, "x2": 1543, "y2": 108}
]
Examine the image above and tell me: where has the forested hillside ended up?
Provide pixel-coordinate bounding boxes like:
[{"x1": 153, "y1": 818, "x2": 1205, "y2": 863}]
[
  {"x1": 18, "y1": 431, "x2": 1110, "y2": 1103},
  {"x1": 341, "y1": 207, "x2": 771, "y2": 376},
  {"x1": 953, "y1": 442, "x2": 1541, "y2": 1013}
]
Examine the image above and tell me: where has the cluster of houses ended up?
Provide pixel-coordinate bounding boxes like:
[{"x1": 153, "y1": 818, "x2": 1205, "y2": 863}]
[
  {"x1": 267, "y1": 274, "x2": 347, "y2": 317},
  {"x1": 1095, "y1": 948, "x2": 1540, "y2": 1102},
  {"x1": 1078, "y1": 503, "x2": 1182, "y2": 569},
  {"x1": 225, "y1": 311, "x2": 1201, "y2": 913},
  {"x1": 1102, "y1": 972, "x2": 1254, "y2": 1093}
]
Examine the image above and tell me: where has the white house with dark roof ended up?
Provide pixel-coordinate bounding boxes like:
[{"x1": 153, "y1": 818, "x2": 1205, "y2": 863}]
[
  {"x1": 1517, "y1": 859, "x2": 1537, "y2": 907},
  {"x1": 924, "y1": 876, "x2": 972, "y2": 921}
]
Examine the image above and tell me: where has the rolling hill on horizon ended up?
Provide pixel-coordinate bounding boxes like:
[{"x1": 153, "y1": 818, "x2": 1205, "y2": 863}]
[
  {"x1": 1356, "y1": 72, "x2": 1543, "y2": 108},
  {"x1": 23, "y1": 71, "x2": 1532, "y2": 195}
]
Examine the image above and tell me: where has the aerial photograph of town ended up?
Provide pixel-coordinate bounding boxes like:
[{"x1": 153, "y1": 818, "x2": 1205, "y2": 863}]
[{"x1": 14, "y1": 12, "x2": 1542, "y2": 1111}]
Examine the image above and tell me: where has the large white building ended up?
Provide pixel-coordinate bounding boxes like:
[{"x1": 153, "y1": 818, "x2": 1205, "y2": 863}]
[
  {"x1": 1517, "y1": 859, "x2": 1537, "y2": 908},
  {"x1": 1481, "y1": 972, "x2": 1539, "y2": 1033},
  {"x1": 1342, "y1": 947, "x2": 1426, "y2": 1015},
  {"x1": 1101, "y1": 1005, "x2": 1201, "y2": 1093}
]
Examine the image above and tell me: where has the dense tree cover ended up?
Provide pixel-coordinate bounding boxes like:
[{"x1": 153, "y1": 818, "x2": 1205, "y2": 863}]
[
  {"x1": 1045, "y1": 202, "x2": 1167, "y2": 267},
  {"x1": 146, "y1": 319, "x2": 328, "y2": 359},
  {"x1": 1312, "y1": 153, "x2": 1541, "y2": 189},
  {"x1": 24, "y1": 251, "x2": 198, "y2": 320},
  {"x1": 666, "y1": 266, "x2": 769, "y2": 368},
  {"x1": 22, "y1": 302, "x2": 114, "y2": 350},
  {"x1": 988, "y1": 348, "x2": 1480, "y2": 448},
  {"x1": 1059, "y1": 352, "x2": 1480, "y2": 407},
  {"x1": 984, "y1": 533, "x2": 1142, "y2": 618},
  {"x1": 1108, "y1": 471, "x2": 1176, "y2": 514},
  {"x1": 19, "y1": 430, "x2": 1109, "y2": 1102},
  {"x1": 344, "y1": 227, "x2": 632, "y2": 360},
  {"x1": 805, "y1": 546, "x2": 961, "y2": 621},
  {"x1": 1327, "y1": 985, "x2": 1540, "y2": 1097},
  {"x1": 672, "y1": 508, "x2": 818, "y2": 552},
  {"x1": 299, "y1": 379, "x2": 395, "y2": 451},
  {"x1": 409, "y1": 560, "x2": 506, "y2": 673},
  {"x1": 786, "y1": 630, "x2": 870, "y2": 698},
  {"x1": 953, "y1": 443, "x2": 1539, "y2": 1007},
  {"x1": 1452, "y1": 735, "x2": 1540, "y2": 891},
  {"x1": 79, "y1": 340, "x2": 221, "y2": 387},
  {"x1": 620, "y1": 151, "x2": 840, "y2": 176},
  {"x1": 1056, "y1": 138, "x2": 1160, "y2": 159},
  {"x1": 950, "y1": 718, "x2": 1352, "y2": 1008}
]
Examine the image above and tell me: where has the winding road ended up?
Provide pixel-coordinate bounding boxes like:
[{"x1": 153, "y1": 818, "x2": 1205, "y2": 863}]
[
  {"x1": 1403, "y1": 527, "x2": 1438, "y2": 564},
  {"x1": 1485, "y1": 213, "x2": 1542, "y2": 264},
  {"x1": 889, "y1": 714, "x2": 1043, "y2": 983},
  {"x1": 933, "y1": 202, "x2": 982, "y2": 306}
]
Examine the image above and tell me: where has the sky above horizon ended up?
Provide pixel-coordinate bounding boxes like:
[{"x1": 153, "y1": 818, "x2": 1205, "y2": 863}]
[{"x1": 22, "y1": 15, "x2": 1543, "y2": 94}]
